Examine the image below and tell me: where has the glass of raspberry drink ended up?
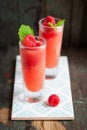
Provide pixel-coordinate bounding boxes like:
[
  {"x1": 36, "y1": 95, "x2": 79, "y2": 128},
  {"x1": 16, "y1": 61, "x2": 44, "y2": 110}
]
[
  {"x1": 39, "y1": 16, "x2": 64, "y2": 79},
  {"x1": 19, "y1": 33, "x2": 46, "y2": 102}
]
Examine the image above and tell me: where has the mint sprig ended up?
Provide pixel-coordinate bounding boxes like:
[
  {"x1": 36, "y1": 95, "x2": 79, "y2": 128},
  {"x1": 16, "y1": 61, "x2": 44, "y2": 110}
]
[
  {"x1": 48, "y1": 19, "x2": 65, "y2": 29},
  {"x1": 56, "y1": 19, "x2": 65, "y2": 26},
  {"x1": 18, "y1": 24, "x2": 34, "y2": 42}
]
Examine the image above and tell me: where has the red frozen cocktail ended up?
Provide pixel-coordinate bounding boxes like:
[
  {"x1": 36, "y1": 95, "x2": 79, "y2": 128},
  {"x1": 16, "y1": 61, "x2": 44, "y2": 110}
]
[
  {"x1": 18, "y1": 25, "x2": 46, "y2": 102},
  {"x1": 39, "y1": 16, "x2": 65, "y2": 78}
]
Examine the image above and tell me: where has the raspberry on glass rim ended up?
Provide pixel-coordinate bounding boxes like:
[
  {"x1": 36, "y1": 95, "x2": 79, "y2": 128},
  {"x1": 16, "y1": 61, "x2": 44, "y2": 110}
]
[
  {"x1": 22, "y1": 34, "x2": 36, "y2": 47},
  {"x1": 22, "y1": 34, "x2": 42, "y2": 47},
  {"x1": 43, "y1": 15, "x2": 56, "y2": 26}
]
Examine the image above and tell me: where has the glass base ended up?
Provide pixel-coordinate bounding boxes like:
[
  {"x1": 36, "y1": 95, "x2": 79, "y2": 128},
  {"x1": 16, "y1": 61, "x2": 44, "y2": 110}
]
[
  {"x1": 24, "y1": 86, "x2": 43, "y2": 103},
  {"x1": 46, "y1": 66, "x2": 58, "y2": 79}
]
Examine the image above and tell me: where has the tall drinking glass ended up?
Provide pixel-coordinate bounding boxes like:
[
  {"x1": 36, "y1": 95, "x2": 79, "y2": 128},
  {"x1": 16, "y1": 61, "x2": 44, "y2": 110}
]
[
  {"x1": 39, "y1": 18, "x2": 64, "y2": 79},
  {"x1": 19, "y1": 36, "x2": 46, "y2": 102}
]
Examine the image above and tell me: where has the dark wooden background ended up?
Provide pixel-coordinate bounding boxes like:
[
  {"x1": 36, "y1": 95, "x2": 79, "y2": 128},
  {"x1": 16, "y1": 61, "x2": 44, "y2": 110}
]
[
  {"x1": 0, "y1": 0, "x2": 87, "y2": 48},
  {"x1": 0, "y1": 0, "x2": 87, "y2": 130}
]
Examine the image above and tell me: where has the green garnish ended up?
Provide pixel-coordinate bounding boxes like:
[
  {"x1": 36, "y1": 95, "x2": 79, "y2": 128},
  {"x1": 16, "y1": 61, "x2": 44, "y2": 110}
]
[
  {"x1": 18, "y1": 24, "x2": 34, "y2": 42},
  {"x1": 56, "y1": 19, "x2": 65, "y2": 26},
  {"x1": 48, "y1": 19, "x2": 65, "y2": 29}
]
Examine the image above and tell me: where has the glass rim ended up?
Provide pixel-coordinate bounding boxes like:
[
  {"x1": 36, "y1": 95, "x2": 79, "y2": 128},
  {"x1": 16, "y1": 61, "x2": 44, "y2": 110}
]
[
  {"x1": 39, "y1": 17, "x2": 64, "y2": 28},
  {"x1": 19, "y1": 36, "x2": 46, "y2": 49}
]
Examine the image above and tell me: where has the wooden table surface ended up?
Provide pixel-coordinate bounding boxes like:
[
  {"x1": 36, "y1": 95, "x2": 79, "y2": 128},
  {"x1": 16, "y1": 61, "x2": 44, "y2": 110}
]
[{"x1": 0, "y1": 45, "x2": 87, "y2": 130}]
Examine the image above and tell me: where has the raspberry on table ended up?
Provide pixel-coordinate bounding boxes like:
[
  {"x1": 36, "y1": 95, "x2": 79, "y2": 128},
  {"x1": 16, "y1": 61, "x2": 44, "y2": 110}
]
[{"x1": 48, "y1": 94, "x2": 60, "y2": 107}]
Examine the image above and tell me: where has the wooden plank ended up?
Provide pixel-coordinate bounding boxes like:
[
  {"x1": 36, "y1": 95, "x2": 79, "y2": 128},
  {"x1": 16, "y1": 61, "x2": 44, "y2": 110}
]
[
  {"x1": 32, "y1": 121, "x2": 66, "y2": 130},
  {"x1": 80, "y1": 0, "x2": 87, "y2": 47},
  {"x1": 71, "y1": 0, "x2": 84, "y2": 46}
]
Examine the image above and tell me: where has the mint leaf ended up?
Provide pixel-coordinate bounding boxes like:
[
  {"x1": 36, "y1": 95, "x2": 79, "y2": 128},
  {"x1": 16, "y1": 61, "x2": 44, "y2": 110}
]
[
  {"x1": 56, "y1": 19, "x2": 65, "y2": 26},
  {"x1": 18, "y1": 24, "x2": 34, "y2": 41}
]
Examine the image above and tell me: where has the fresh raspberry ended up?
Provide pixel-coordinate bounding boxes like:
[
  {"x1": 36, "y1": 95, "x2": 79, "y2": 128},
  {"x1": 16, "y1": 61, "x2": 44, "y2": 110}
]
[
  {"x1": 48, "y1": 94, "x2": 60, "y2": 107},
  {"x1": 46, "y1": 16, "x2": 55, "y2": 24},
  {"x1": 43, "y1": 19, "x2": 48, "y2": 26},
  {"x1": 36, "y1": 41, "x2": 41, "y2": 46},
  {"x1": 43, "y1": 16, "x2": 55, "y2": 26},
  {"x1": 22, "y1": 34, "x2": 36, "y2": 47}
]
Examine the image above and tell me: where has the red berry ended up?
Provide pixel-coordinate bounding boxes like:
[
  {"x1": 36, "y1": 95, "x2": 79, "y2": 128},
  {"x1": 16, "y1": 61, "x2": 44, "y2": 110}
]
[
  {"x1": 48, "y1": 94, "x2": 60, "y2": 107},
  {"x1": 43, "y1": 19, "x2": 48, "y2": 26},
  {"x1": 46, "y1": 16, "x2": 55, "y2": 24},
  {"x1": 22, "y1": 34, "x2": 36, "y2": 47},
  {"x1": 43, "y1": 16, "x2": 56, "y2": 26},
  {"x1": 36, "y1": 41, "x2": 41, "y2": 46}
]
